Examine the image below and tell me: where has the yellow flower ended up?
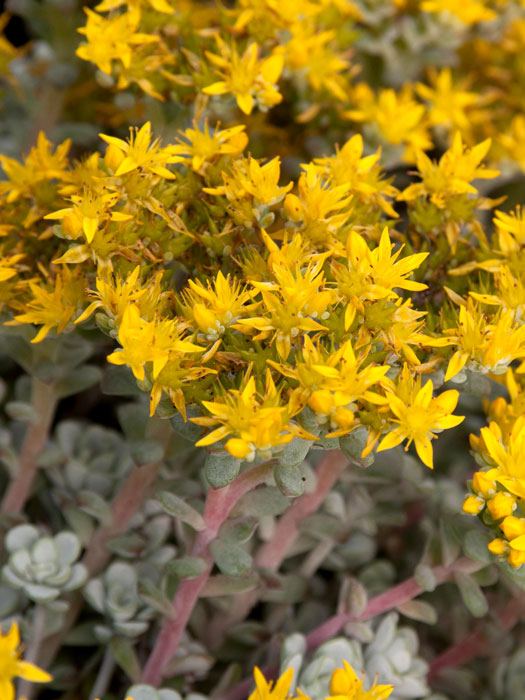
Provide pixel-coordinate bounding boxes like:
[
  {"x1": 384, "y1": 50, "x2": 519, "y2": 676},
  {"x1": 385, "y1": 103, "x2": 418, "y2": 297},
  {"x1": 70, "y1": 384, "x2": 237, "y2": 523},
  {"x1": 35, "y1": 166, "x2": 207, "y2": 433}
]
[
  {"x1": 283, "y1": 23, "x2": 350, "y2": 102},
  {"x1": 96, "y1": 0, "x2": 174, "y2": 13},
  {"x1": 45, "y1": 188, "x2": 132, "y2": 243},
  {"x1": 462, "y1": 494, "x2": 485, "y2": 515},
  {"x1": 345, "y1": 85, "x2": 431, "y2": 162},
  {"x1": 205, "y1": 156, "x2": 292, "y2": 210},
  {"x1": 421, "y1": 0, "x2": 497, "y2": 24},
  {"x1": 327, "y1": 660, "x2": 393, "y2": 700},
  {"x1": 308, "y1": 134, "x2": 398, "y2": 219},
  {"x1": 270, "y1": 336, "x2": 389, "y2": 437},
  {"x1": 247, "y1": 666, "x2": 295, "y2": 700},
  {"x1": 75, "y1": 266, "x2": 166, "y2": 325},
  {"x1": 180, "y1": 270, "x2": 258, "y2": 340},
  {"x1": 107, "y1": 304, "x2": 204, "y2": 381},
  {"x1": 170, "y1": 123, "x2": 248, "y2": 173},
  {"x1": 283, "y1": 165, "x2": 353, "y2": 248},
  {"x1": 469, "y1": 266, "x2": 525, "y2": 318},
  {"x1": 99, "y1": 122, "x2": 179, "y2": 179},
  {"x1": 377, "y1": 367, "x2": 464, "y2": 468},
  {"x1": 203, "y1": 39, "x2": 283, "y2": 115},
  {"x1": 416, "y1": 68, "x2": 483, "y2": 134},
  {"x1": 480, "y1": 417, "x2": 525, "y2": 499},
  {"x1": 0, "y1": 132, "x2": 71, "y2": 204},
  {"x1": 0, "y1": 252, "x2": 24, "y2": 283},
  {"x1": 486, "y1": 491, "x2": 517, "y2": 520},
  {"x1": 399, "y1": 133, "x2": 499, "y2": 208},
  {"x1": 193, "y1": 371, "x2": 308, "y2": 460},
  {"x1": 0, "y1": 622, "x2": 52, "y2": 700},
  {"x1": 444, "y1": 304, "x2": 525, "y2": 381},
  {"x1": 333, "y1": 228, "x2": 427, "y2": 329},
  {"x1": 76, "y1": 8, "x2": 159, "y2": 76},
  {"x1": 8, "y1": 268, "x2": 85, "y2": 343},
  {"x1": 238, "y1": 258, "x2": 335, "y2": 359},
  {"x1": 493, "y1": 207, "x2": 525, "y2": 255}
]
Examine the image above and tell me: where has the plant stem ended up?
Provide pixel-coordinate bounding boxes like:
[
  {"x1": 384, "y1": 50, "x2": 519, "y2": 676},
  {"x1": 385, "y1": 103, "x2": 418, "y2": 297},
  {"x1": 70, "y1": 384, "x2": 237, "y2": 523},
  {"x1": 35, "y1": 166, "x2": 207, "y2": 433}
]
[
  {"x1": 141, "y1": 460, "x2": 273, "y2": 686},
  {"x1": 18, "y1": 606, "x2": 48, "y2": 699},
  {"x1": 1, "y1": 378, "x2": 58, "y2": 515},
  {"x1": 428, "y1": 595, "x2": 525, "y2": 680},
  {"x1": 82, "y1": 460, "x2": 162, "y2": 575},
  {"x1": 89, "y1": 647, "x2": 115, "y2": 700},
  {"x1": 305, "y1": 556, "x2": 482, "y2": 650},
  {"x1": 208, "y1": 450, "x2": 348, "y2": 646}
]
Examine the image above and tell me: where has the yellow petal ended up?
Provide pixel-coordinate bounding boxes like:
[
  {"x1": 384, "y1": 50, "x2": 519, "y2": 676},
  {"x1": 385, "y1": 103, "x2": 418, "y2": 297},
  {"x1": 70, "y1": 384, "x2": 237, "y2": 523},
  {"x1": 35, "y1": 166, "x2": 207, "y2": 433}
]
[{"x1": 15, "y1": 660, "x2": 53, "y2": 683}]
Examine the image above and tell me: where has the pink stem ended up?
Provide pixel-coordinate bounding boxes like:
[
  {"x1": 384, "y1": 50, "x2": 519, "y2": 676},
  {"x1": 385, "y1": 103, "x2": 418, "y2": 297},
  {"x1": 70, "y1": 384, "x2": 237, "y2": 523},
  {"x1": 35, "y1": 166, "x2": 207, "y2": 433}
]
[
  {"x1": 1, "y1": 378, "x2": 57, "y2": 515},
  {"x1": 305, "y1": 557, "x2": 481, "y2": 650},
  {"x1": 208, "y1": 450, "x2": 348, "y2": 645},
  {"x1": 428, "y1": 596, "x2": 525, "y2": 679},
  {"x1": 141, "y1": 461, "x2": 272, "y2": 686}
]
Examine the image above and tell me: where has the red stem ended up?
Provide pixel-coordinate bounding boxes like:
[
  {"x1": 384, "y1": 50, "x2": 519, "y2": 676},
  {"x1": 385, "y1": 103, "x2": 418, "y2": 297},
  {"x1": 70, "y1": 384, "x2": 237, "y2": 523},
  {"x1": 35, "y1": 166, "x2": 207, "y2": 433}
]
[
  {"x1": 305, "y1": 557, "x2": 481, "y2": 650},
  {"x1": 1, "y1": 378, "x2": 58, "y2": 515},
  {"x1": 428, "y1": 596, "x2": 525, "y2": 680},
  {"x1": 208, "y1": 450, "x2": 348, "y2": 645},
  {"x1": 141, "y1": 461, "x2": 272, "y2": 686}
]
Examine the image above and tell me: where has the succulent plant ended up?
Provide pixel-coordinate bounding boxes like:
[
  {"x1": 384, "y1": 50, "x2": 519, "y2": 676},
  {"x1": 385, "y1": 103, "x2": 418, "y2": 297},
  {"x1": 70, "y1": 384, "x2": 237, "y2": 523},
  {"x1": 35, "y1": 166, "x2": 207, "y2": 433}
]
[
  {"x1": 84, "y1": 561, "x2": 155, "y2": 641},
  {"x1": 2, "y1": 525, "x2": 87, "y2": 604},
  {"x1": 107, "y1": 499, "x2": 177, "y2": 573},
  {"x1": 40, "y1": 420, "x2": 133, "y2": 500}
]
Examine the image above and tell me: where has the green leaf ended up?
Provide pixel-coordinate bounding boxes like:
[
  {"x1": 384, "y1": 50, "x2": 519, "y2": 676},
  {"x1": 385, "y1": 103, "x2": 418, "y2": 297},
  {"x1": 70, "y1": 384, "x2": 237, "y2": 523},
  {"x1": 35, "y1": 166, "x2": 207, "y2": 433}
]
[
  {"x1": 201, "y1": 573, "x2": 259, "y2": 597},
  {"x1": 397, "y1": 599, "x2": 438, "y2": 624},
  {"x1": 117, "y1": 403, "x2": 149, "y2": 439},
  {"x1": 5, "y1": 401, "x2": 38, "y2": 423},
  {"x1": 102, "y1": 366, "x2": 142, "y2": 397},
  {"x1": 167, "y1": 556, "x2": 208, "y2": 580},
  {"x1": 237, "y1": 486, "x2": 290, "y2": 517},
  {"x1": 110, "y1": 637, "x2": 141, "y2": 682},
  {"x1": 463, "y1": 529, "x2": 493, "y2": 565},
  {"x1": 157, "y1": 491, "x2": 205, "y2": 531},
  {"x1": 205, "y1": 452, "x2": 241, "y2": 488},
  {"x1": 210, "y1": 538, "x2": 253, "y2": 576},
  {"x1": 273, "y1": 462, "x2": 306, "y2": 497},
  {"x1": 54, "y1": 365, "x2": 102, "y2": 399},
  {"x1": 129, "y1": 440, "x2": 164, "y2": 464},
  {"x1": 77, "y1": 490, "x2": 112, "y2": 525},
  {"x1": 170, "y1": 407, "x2": 205, "y2": 442},
  {"x1": 339, "y1": 427, "x2": 373, "y2": 467},
  {"x1": 414, "y1": 563, "x2": 437, "y2": 592},
  {"x1": 455, "y1": 571, "x2": 489, "y2": 618},
  {"x1": 138, "y1": 579, "x2": 174, "y2": 616},
  {"x1": 277, "y1": 438, "x2": 313, "y2": 468}
]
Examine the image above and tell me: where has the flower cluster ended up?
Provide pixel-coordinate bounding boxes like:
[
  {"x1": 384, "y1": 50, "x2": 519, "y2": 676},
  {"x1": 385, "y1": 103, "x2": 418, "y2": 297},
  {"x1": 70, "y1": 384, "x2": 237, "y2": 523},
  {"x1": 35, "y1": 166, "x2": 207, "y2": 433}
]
[
  {"x1": 71, "y1": 0, "x2": 525, "y2": 174},
  {"x1": 463, "y1": 370, "x2": 525, "y2": 568},
  {"x1": 0, "y1": 122, "x2": 482, "y2": 471}
]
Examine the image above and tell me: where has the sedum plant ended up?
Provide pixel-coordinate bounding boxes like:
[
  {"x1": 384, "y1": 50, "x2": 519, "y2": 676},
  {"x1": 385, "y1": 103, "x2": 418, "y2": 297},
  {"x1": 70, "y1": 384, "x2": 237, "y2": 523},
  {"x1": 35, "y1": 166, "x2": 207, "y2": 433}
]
[{"x1": 0, "y1": 1, "x2": 525, "y2": 699}]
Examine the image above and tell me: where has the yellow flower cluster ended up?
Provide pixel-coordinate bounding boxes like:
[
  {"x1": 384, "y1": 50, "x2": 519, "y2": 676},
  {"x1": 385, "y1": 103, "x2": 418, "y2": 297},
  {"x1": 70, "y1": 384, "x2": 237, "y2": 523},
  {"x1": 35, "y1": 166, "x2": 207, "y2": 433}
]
[
  {"x1": 463, "y1": 370, "x2": 525, "y2": 568},
  {"x1": 0, "y1": 120, "x2": 487, "y2": 470},
  {"x1": 248, "y1": 661, "x2": 393, "y2": 700},
  {"x1": 71, "y1": 0, "x2": 525, "y2": 172}
]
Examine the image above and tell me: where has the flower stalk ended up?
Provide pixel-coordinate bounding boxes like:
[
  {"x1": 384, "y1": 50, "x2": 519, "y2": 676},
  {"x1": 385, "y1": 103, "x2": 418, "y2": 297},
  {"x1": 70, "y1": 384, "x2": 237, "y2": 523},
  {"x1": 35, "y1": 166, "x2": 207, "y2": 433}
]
[
  {"x1": 141, "y1": 460, "x2": 273, "y2": 686},
  {"x1": 1, "y1": 378, "x2": 58, "y2": 515}
]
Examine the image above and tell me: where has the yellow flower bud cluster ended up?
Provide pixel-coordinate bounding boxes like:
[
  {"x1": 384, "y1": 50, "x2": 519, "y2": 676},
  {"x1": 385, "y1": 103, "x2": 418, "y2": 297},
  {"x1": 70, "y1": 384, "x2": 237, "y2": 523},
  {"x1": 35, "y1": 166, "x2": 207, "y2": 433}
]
[{"x1": 463, "y1": 371, "x2": 525, "y2": 568}]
